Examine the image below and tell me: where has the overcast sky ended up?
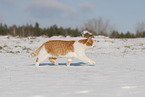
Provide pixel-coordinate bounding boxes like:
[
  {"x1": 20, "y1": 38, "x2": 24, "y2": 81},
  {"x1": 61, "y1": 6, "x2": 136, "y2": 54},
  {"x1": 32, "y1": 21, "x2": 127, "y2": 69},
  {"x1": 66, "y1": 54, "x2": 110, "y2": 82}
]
[{"x1": 0, "y1": 0, "x2": 145, "y2": 33}]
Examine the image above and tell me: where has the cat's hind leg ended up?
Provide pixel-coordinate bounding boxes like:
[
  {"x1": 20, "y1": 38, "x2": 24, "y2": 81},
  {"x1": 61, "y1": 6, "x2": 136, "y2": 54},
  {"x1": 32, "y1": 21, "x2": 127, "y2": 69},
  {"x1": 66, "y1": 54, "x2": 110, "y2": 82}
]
[
  {"x1": 35, "y1": 46, "x2": 49, "y2": 67},
  {"x1": 67, "y1": 58, "x2": 72, "y2": 66},
  {"x1": 35, "y1": 57, "x2": 39, "y2": 67},
  {"x1": 49, "y1": 58, "x2": 58, "y2": 66},
  {"x1": 35, "y1": 55, "x2": 49, "y2": 67}
]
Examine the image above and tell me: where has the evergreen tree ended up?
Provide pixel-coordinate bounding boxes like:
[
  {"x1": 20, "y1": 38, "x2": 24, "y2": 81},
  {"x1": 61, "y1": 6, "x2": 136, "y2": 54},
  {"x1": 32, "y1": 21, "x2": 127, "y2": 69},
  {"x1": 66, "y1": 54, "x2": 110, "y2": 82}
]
[
  {"x1": 35, "y1": 22, "x2": 41, "y2": 36},
  {"x1": 0, "y1": 24, "x2": 7, "y2": 35},
  {"x1": 110, "y1": 31, "x2": 119, "y2": 38},
  {"x1": 125, "y1": 32, "x2": 131, "y2": 38}
]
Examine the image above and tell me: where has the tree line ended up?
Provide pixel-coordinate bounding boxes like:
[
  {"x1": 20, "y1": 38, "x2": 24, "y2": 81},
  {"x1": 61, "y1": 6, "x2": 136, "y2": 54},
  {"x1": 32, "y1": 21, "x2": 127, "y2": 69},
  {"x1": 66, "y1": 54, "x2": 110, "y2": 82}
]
[
  {"x1": 109, "y1": 31, "x2": 145, "y2": 38},
  {"x1": 0, "y1": 22, "x2": 81, "y2": 37},
  {"x1": 1, "y1": 19, "x2": 145, "y2": 38}
]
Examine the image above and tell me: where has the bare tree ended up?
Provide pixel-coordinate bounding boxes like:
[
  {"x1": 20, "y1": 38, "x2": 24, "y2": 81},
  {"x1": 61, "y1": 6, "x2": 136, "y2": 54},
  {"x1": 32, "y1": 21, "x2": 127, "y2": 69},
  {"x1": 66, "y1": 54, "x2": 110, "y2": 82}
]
[
  {"x1": 136, "y1": 22, "x2": 145, "y2": 33},
  {"x1": 82, "y1": 17, "x2": 113, "y2": 35},
  {"x1": 136, "y1": 22, "x2": 145, "y2": 37},
  {"x1": 12, "y1": 25, "x2": 17, "y2": 36}
]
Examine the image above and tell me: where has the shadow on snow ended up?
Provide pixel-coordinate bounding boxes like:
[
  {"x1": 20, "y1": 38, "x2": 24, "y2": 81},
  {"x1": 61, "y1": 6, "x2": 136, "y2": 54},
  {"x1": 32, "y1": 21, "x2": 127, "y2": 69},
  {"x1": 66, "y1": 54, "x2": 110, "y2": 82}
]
[{"x1": 30, "y1": 62, "x2": 95, "y2": 67}]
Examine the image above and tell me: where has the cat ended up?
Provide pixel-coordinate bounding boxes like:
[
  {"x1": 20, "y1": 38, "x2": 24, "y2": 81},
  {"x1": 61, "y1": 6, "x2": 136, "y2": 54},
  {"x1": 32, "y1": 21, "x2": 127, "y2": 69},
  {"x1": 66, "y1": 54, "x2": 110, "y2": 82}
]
[{"x1": 29, "y1": 37, "x2": 96, "y2": 67}]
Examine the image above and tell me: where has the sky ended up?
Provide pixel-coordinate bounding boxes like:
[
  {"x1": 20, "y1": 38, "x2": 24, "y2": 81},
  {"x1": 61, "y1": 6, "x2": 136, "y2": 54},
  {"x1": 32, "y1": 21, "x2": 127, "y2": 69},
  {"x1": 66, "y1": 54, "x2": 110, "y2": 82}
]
[{"x1": 0, "y1": 0, "x2": 145, "y2": 33}]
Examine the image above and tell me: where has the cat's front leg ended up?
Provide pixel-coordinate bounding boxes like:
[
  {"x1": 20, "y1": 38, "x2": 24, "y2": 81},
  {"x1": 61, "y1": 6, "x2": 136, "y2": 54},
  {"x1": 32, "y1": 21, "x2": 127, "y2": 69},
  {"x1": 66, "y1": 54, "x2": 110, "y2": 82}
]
[
  {"x1": 87, "y1": 60, "x2": 96, "y2": 65},
  {"x1": 77, "y1": 54, "x2": 96, "y2": 65}
]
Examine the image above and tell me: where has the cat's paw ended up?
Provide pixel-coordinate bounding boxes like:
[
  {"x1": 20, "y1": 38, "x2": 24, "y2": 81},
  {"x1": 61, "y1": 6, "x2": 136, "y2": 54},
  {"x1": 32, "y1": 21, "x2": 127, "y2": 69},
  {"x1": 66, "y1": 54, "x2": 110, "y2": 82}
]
[{"x1": 88, "y1": 61, "x2": 96, "y2": 65}]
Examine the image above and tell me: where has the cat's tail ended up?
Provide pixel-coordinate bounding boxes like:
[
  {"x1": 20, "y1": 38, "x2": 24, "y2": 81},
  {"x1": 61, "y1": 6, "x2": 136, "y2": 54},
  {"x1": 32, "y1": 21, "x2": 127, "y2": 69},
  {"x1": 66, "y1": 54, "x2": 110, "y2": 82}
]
[{"x1": 29, "y1": 45, "x2": 43, "y2": 58}]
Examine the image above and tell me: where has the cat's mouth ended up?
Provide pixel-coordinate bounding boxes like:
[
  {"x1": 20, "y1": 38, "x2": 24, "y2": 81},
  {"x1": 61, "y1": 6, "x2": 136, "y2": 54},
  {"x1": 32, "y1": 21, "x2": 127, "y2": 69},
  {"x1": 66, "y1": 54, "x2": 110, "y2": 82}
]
[{"x1": 87, "y1": 45, "x2": 95, "y2": 48}]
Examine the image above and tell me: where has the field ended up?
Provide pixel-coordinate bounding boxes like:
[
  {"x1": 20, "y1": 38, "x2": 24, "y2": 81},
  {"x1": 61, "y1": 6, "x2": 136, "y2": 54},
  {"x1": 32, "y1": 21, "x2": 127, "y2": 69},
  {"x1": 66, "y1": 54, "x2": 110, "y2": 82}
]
[{"x1": 0, "y1": 36, "x2": 145, "y2": 97}]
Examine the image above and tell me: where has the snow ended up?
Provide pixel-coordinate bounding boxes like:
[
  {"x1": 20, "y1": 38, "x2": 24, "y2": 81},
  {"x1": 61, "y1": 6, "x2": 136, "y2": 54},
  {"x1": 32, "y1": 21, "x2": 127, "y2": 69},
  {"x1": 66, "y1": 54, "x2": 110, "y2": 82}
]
[{"x1": 0, "y1": 36, "x2": 145, "y2": 97}]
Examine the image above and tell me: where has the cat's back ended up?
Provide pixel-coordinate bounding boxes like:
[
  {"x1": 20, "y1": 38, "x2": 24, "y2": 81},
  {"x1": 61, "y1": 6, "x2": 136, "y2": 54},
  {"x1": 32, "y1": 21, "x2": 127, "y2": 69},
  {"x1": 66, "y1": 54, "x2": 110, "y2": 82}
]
[
  {"x1": 44, "y1": 40, "x2": 75, "y2": 57},
  {"x1": 44, "y1": 40, "x2": 75, "y2": 48}
]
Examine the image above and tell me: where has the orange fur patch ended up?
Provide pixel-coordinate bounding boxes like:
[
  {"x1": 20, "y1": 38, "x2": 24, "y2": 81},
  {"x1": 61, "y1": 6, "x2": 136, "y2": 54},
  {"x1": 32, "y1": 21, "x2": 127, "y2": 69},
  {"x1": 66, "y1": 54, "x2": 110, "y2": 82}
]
[
  {"x1": 44, "y1": 40, "x2": 75, "y2": 57},
  {"x1": 78, "y1": 39, "x2": 88, "y2": 44},
  {"x1": 78, "y1": 38, "x2": 93, "y2": 46}
]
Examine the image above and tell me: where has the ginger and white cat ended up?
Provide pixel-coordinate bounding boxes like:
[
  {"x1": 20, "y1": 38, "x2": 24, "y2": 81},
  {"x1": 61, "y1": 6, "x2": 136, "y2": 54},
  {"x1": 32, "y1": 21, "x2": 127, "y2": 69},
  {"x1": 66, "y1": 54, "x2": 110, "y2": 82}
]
[{"x1": 29, "y1": 37, "x2": 96, "y2": 67}]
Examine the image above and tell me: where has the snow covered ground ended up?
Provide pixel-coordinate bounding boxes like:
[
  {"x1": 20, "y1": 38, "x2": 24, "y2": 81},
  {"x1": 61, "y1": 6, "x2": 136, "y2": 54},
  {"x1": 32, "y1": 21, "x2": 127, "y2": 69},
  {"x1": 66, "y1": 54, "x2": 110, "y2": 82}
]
[{"x1": 0, "y1": 36, "x2": 145, "y2": 97}]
